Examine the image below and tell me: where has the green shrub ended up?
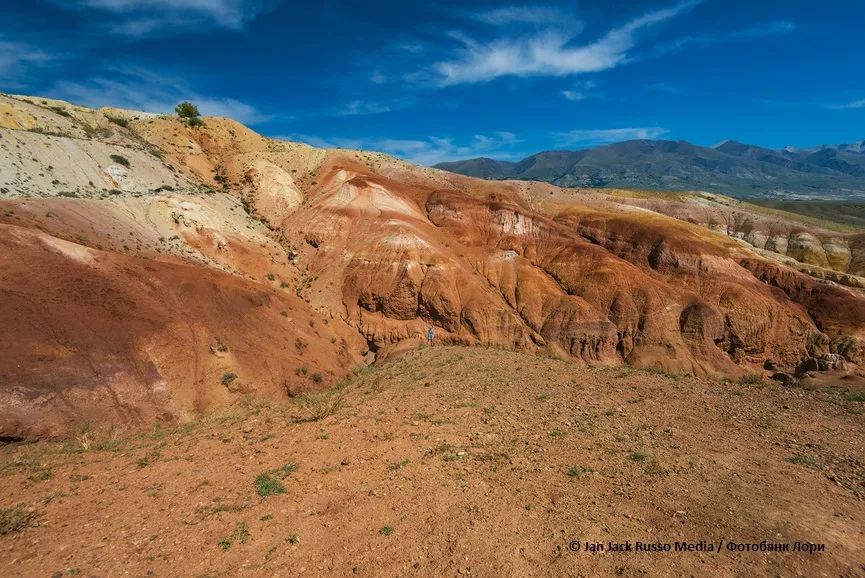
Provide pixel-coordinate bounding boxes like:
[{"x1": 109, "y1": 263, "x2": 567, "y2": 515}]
[
  {"x1": 175, "y1": 101, "x2": 200, "y2": 119},
  {"x1": 221, "y1": 372, "x2": 237, "y2": 386},
  {"x1": 110, "y1": 154, "x2": 130, "y2": 167},
  {"x1": 104, "y1": 115, "x2": 129, "y2": 128}
]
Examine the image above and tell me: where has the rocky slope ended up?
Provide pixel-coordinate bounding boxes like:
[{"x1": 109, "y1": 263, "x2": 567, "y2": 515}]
[{"x1": 1, "y1": 92, "x2": 865, "y2": 437}]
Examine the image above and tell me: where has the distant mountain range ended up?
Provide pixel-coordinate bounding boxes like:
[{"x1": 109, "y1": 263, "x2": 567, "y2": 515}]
[{"x1": 433, "y1": 139, "x2": 865, "y2": 200}]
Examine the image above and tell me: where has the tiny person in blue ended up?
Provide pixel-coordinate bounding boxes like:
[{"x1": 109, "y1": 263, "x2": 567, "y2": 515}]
[{"x1": 427, "y1": 326, "x2": 435, "y2": 346}]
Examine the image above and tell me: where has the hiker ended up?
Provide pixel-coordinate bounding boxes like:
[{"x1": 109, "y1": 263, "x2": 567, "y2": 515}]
[{"x1": 427, "y1": 326, "x2": 435, "y2": 346}]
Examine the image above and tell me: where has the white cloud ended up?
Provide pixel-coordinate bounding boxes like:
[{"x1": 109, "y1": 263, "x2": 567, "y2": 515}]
[
  {"x1": 287, "y1": 132, "x2": 524, "y2": 166},
  {"x1": 51, "y1": 67, "x2": 272, "y2": 125},
  {"x1": 829, "y1": 98, "x2": 865, "y2": 110},
  {"x1": 60, "y1": 0, "x2": 277, "y2": 35},
  {"x1": 433, "y1": 1, "x2": 699, "y2": 86},
  {"x1": 369, "y1": 71, "x2": 389, "y2": 85},
  {"x1": 562, "y1": 79, "x2": 600, "y2": 101},
  {"x1": 562, "y1": 90, "x2": 585, "y2": 101},
  {"x1": 557, "y1": 127, "x2": 669, "y2": 146}
]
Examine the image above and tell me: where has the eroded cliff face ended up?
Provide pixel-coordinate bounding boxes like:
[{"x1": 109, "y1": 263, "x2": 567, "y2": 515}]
[
  {"x1": 269, "y1": 168, "x2": 863, "y2": 380},
  {"x1": 1, "y1": 93, "x2": 864, "y2": 436},
  {"x1": 608, "y1": 196, "x2": 865, "y2": 280}
]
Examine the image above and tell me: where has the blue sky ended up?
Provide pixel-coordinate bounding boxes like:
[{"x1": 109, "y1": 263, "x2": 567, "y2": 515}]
[{"x1": 2, "y1": 0, "x2": 863, "y2": 165}]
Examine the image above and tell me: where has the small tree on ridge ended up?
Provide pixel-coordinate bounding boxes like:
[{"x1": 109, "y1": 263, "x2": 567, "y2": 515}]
[{"x1": 175, "y1": 101, "x2": 203, "y2": 127}]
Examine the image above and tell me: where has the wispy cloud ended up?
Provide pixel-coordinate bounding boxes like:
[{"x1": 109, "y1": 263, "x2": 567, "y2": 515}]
[
  {"x1": 562, "y1": 79, "x2": 600, "y2": 101},
  {"x1": 647, "y1": 82, "x2": 683, "y2": 94},
  {"x1": 58, "y1": 0, "x2": 278, "y2": 35},
  {"x1": 656, "y1": 20, "x2": 796, "y2": 54},
  {"x1": 50, "y1": 67, "x2": 272, "y2": 125},
  {"x1": 756, "y1": 95, "x2": 865, "y2": 110},
  {"x1": 336, "y1": 98, "x2": 414, "y2": 117},
  {"x1": 432, "y1": 1, "x2": 699, "y2": 86},
  {"x1": 474, "y1": 6, "x2": 578, "y2": 28},
  {"x1": 557, "y1": 127, "x2": 669, "y2": 146},
  {"x1": 0, "y1": 37, "x2": 62, "y2": 88},
  {"x1": 828, "y1": 98, "x2": 865, "y2": 110},
  {"x1": 562, "y1": 90, "x2": 586, "y2": 101},
  {"x1": 287, "y1": 132, "x2": 524, "y2": 166}
]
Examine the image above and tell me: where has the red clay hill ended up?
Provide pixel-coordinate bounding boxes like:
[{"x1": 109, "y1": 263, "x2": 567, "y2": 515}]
[{"x1": 1, "y1": 93, "x2": 864, "y2": 437}]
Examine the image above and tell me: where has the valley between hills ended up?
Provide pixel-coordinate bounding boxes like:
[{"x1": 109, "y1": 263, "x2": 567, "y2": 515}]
[{"x1": 1, "y1": 93, "x2": 864, "y2": 577}]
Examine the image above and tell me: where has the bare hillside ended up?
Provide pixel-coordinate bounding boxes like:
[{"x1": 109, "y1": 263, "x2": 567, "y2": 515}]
[{"x1": 1, "y1": 347, "x2": 863, "y2": 577}]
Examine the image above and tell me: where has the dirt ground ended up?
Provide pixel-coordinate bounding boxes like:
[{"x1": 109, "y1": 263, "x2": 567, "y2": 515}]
[{"x1": 1, "y1": 346, "x2": 864, "y2": 577}]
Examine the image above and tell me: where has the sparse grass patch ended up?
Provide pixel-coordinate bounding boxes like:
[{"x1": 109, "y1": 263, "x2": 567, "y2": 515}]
[
  {"x1": 629, "y1": 452, "x2": 649, "y2": 462},
  {"x1": 221, "y1": 372, "x2": 237, "y2": 386},
  {"x1": 846, "y1": 391, "x2": 865, "y2": 402},
  {"x1": 83, "y1": 125, "x2": 113, "y2": 138},
  {"x1": 215, "y1": 337, "x2": 229, "y2": 352},
  {"x1": 0, "y1": 507, "x2": 35, "y2": 535},
  {"x1": 293, "y1": 390, "x2": 344, "y2": 421},
  {"x1": 379, "y1": 525, "x2": 394, "y2": 536},
  {"x1": 388, "y1": 459, "x2": 410, "y2": 471},
  {"x1": 26, "y1": 467, "x2": 52, "y2": 482},
  {"x1": 788, "y1": 456, "x2": 822, "y2": 469},
  {"x1": 137, "y1": 449, "x2": 161, "y2": 469},
  {"x1": 738, "y1": 373, "x2": 765, "y2": 386},
  {"x1": 218, "y1": 521, "x2": 250, "y2": 551},
  {"x1": 567, "y1": 465, "x2": 593, "y2": 477},
  {"x1": 254, "y1": 462, "x2": 298, "y2": 497},
  {"x1": 549, "y1": 430, "x2": 567, "y2": 438}
]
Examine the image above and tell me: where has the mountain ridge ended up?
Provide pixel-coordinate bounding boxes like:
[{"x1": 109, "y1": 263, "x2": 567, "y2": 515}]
[{"x1": 434, "y1": 138, "x2": 865, "y2": 200}]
